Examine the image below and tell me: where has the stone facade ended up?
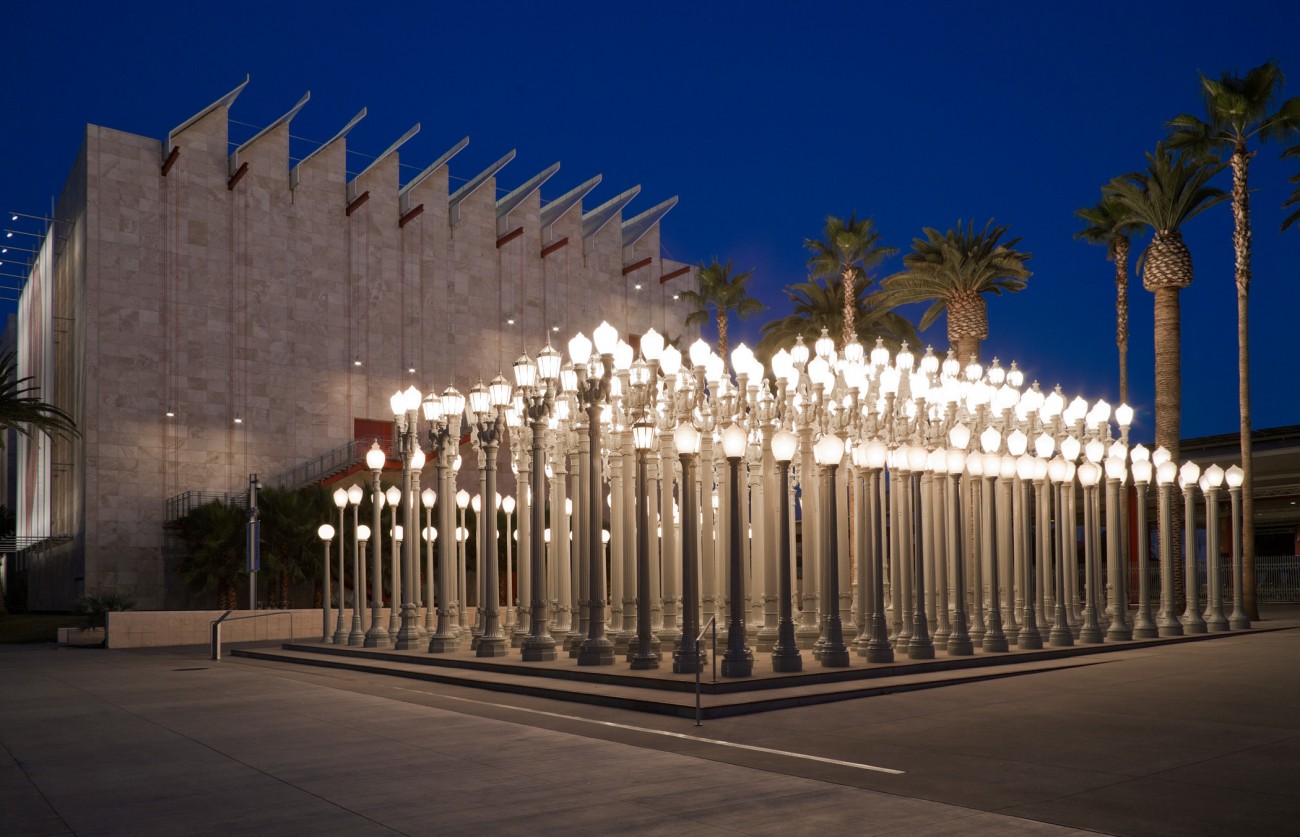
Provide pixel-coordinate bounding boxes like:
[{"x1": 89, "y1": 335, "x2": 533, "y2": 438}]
[{"x1": 23, "y1": 87, "x2": 696, "y2": 609}]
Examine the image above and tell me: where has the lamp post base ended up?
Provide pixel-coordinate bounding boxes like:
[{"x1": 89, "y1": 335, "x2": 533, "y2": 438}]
[
  {"x1": 475, "y1": 636, "x2": 508, "y2": 657},
  {"x1": 427, "y1": 633, "x2": 460, "y2": 653},
  {"x1": 577, "y1": 636, "x2": 616, "y2": 666},
  {"x1": 770, "y1": 646, "x2": 802, "y2": 672},
  {"x1": 520, "y1": 635, "x2": 558, "y2": 662},
  {"x1": 629, "y1": 650, "x2": 660, "y2": 670},
  {"x1": 720, "y1": 649, "x2": 753, "y2": 678}
]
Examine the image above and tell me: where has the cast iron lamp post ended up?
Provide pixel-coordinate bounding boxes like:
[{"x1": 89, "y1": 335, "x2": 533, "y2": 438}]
[
  {"x1": 770, "y1": 428, "x2": 802, "y2": 672},
  {"x1": 1130, "y1": 450, "x2": 1158, "y2": 638},
  {"x1": 944, "y1": 443, "x2": 973, "y2": 656},
  {"x1": 814, "y1": 433, "x2": 851, "y2": 666},
  {"x1": 673, "y1": 419, "x2": 706, "y2": 674},
  {"x1": 630, "y1": 415, "x2": 660, "y2": 670},
  {"x1": 331, "y1": 487, "x2": 348, "y2": 645},
  {"x1": 385, "y1": 484, "x2": 402, "y2": 640},
  {"x1": 1077, "y1": 460, "x2": 1104, "y2": 643},
  {"x1": 318, "y1": 523, "x2": 335, "y2": 642},
  {"x1": 1046, "y1": 456, "x2": 1074, "y2": 646},
  {"x1": 353, "y1": 523, "x2": 371, "y2": 644},
  {"x1": 425, "y1": 386, "x2": 465, "y2": 652},
  {"x1": 390, "y1": 385, "x2": 426, "y2": 649},
  {"x1": 471, "y1": 375, "x2": 512, "y2": 657},
  {"x1": 1179, "y1": 460, "x2": 1206, "y2": 634},
  {"x1": 1104, "y1": 454, "x2": 1132, "y2": 641},
  {"x1": 361, "y1": 443, "x2": 389, "y2": 646},
  {"x1": 1225, "y1": 465, "x2": 1250, "y2": 629},
  {"x1": 501, "y1": 493, "x2": 516, "y2": 631},
  {"x1": 519, "y1": 343, "x2": 562, "y2": 661},
  {"x1": 421, "y1": 488, "x2": 436, "y2": 633},
  {"x1": 1154, "y1": 456, "x2": 1182, "y2": 636},
  {"x1": 1202, "y1": 464, "x2": 1228, "y2": 632},
  {"x1": 720, "y1": 422, "x2": 754, "y2": 677},
  {"x1": 346, "y1": 485, "x2": 365, "y2": 645},
  {"x1": 574, "y1": 323, "x2": 618, "y2": 665}
]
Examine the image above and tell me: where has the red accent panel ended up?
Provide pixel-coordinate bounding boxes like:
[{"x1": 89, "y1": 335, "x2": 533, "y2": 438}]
[
  {"x1": 660, "y1": 265, "x2": 690, "y2": 284},
  {"x1": 622, "y1": 257, "x2": 652, "y2": 276}
]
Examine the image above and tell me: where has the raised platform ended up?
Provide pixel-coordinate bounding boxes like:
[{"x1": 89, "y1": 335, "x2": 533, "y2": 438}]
[{"x1": 230, "y1": 622, "x2": 1291, "y2": 719}]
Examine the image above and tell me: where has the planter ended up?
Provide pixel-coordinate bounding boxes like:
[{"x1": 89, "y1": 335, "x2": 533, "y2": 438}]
[{"x1": 58, "y1": 627, "x2": 106, "y2": 647}]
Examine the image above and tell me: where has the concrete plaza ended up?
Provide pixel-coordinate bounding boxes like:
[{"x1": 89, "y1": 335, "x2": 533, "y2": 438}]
[{"x1": 3, "y1": 620, "x2": 1298, "y2": 835}]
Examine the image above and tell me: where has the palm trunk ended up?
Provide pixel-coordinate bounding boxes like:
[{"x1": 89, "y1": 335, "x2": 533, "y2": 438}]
[
  {"x1": 953, "y1": 335, "x2": 980, "y2": 369},
  {"x1": 1232, "y1": 145, "x2": 1257, "y2": 620},
  {"x1": 1114, "y1": 236, "x2": 1130, "y2": 405},
  {"x1": 842, "y1": 267, "x2": 856, "y2": 347},
  {"x1": 716, "y1": 313, "x2": 728, "y2": 360},
  {"x1": 1154, "y1": 286, "x2": 1184, "y2": 604}
]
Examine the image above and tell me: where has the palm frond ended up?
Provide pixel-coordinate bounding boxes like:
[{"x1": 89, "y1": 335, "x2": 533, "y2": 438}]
[{"x1": 0, "y1": 350, "x2": 79, "y2": 444}]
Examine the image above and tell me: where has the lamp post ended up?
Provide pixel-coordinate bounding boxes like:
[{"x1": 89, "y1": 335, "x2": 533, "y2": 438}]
[
  {"x1": 318, "y1": 524, "x2": 335, "y2": 642},
  {"x1": 575, "y1": 324, "x2": 618, "y2": 666},
  {"x1": 1131, "y1": 451, "x2": 1157, "y2": 638},
  {"x1": 501, "y1": 494, "x2": 515, "y2": 631},
  {"x1": 363, "y1": 442, "x2": 388, "y2": 647},
  {"x1": 346, "y1": 485, "x2": 365, "y2": 645},
  {"x1": 720, "y1": 422, "x2": 754, "y2": 677},
  {"x1": 331, "y1": 487, "x2": 348, "y2": 645},
  {"x1": 456, "y1": 488, "x2": 470, "y2": 634},
  {"x1": 770, "y1": 429, "x2": 802, "y2": 672},
  {"x1": 1104, "y1": 455, "x2": 1132, "y2": 641},
  {"x1": 630, "y1": 416, "x2": 660, "y2": 670},
  {"x1": 1225, "y1": 465, "x2": 1250, "y2": 630},
  {"x1": 943, "y1": 445, "x2": 972, "y2": 656},
  {"x1": 421, "y1": 488, "x2": 436, "y2": 633},
  {"x1": 1016, "y1": 453, "x2": 1042, "y2": 649},
  {"x1": 1179, "y1": 461, "x2": 1206, "y2": 634},
  {"x1": 814, "y1": 433, "x2": 852, "y2": 666},
  {"x1": 519, "y1": 343, "x2": 562, "y2": 662},
  {"x1": 385, "y1": 484, "x2": 402, "y2": 640},
  {"x1": 673, "y1": 419, "x2": 706, "y2": 674},
  {"x1": 1077, "y1": 460, "x2": 1103, "y2": 643},
  {"x1": 426, "y1": 386, "x2": 465, "y2": 653},
  {"x1": 1046, "y1": 457, "x2": 1074, "y2": 646},
  {"x1": 390, "y1": 386, "x2": 425, "y2": 649},
  {"x1": 471, "y1": 375, "x2": 512, "y2": 658},
  {"x1": 1203, "y1": 464, "x2": 1228, "y2": 632},
  {"x1": 980, "y1": 433, "x2": 1008, "y2": 652},
  {"x1": 1153, "y1": 452, "x2": 1182, "y2": 636}
]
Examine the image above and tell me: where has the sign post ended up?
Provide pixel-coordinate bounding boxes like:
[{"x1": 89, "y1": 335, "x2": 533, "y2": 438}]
[{"x1": 247, "y1": 474, "x2": 261, "y2": 610}]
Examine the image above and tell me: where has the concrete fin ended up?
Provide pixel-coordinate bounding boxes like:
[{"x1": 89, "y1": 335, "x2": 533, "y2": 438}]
[
  {"x1": 496, "y1": 162, "x2": 561, "y2": 222},
  {"x1": 449, "y1": 150, "x2": 516, "y2": 218},
  {"x1": 348, "y1": 123, "x2": 420, "y2": 202},
  {"x1": 291, "y1": 108, "x2": 366, "y2": 190},
  {"x1": 166, "y1": 74, "x2": 249, "y2": 157},
  {"x1": 540, "y1": 174, "x2": 602, "y2": 232},
  {"x1": 581, "y1": 186, "x2": 640, "y2": 240},
  {"x1": 230, "y1": 91, "x2": 309, "y2": 177},
  {"x1": 399, "y1": 136, "x2": 469, "y2": 213},
  {"x1": 621, "y1": 196, "x2": 678, "y2": 250}
]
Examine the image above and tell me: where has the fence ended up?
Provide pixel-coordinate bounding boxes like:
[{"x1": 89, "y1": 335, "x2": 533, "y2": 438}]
[{"x1": 1124, "y1": 554, "x2": 1300, "y2": 605}]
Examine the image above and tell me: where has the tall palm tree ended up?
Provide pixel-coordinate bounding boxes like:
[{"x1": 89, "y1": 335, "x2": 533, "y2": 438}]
[
  {"x1": 0, "y1": 350, "x2": 78, "y2": 443},
  {"x1": 757, "y1": 276, "x2": 918, "y2": 361},
  {"x1": 1167, "y1": 65, "x2": 1300, "y2": 619},
  {"x1": 805, "y1": 214, "x2": 896, "y2": 348},
  {"x1": 1075, "y1": 192, "x2": 1144, "y2": 404},
  {"x1": 1105, "y1": 145, "x2": 1226, "y2": 467},
  {"x1": 881, "y1": 220, "x2": 1032, "y2": 367},
  {"x1": 680, "y1": 258, "x2": 765, "y2": 359}
]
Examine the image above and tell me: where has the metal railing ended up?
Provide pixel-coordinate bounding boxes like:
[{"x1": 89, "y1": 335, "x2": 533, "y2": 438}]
[
  {"x1": 694, "y1": 615, "x2": 718, "y2": 727},
  {"x1": 166, "y1": 491, "x2": 246, "y2": 522},
  {"x1": 210, "y1": 610, "x2": 294, "y2": 661}
]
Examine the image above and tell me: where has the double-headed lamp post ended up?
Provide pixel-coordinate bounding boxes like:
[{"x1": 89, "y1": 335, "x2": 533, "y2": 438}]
[
  {"x1": 574, "y1": 323, "x2": 618, "y2": 666},
  {"x1": 471, "y1": 375, "x2": 512, "y2": 658},
  {"x1": 673, "y1": 419, "x2": 705, "y2": 674},
  {"x1": 363, "y1": 442, "x2": 389, "y2": 647},
  {"x1": 1225, "y1": 465, "x2": 1250, "y2": 630},
  {"x1": 318, "y1": 523, "x2": 335, "y2": 642},
  {"x1": 518, "y1": 343, "x2": 562, "y2": 662},
  {"x1": 720, "y1": 422, "x2": 754, "y2": 678},
  {"x1": 770, "y1": 429, "x2": 802, "y2": 672},
  {"x1": 630, "y1": 415, "x2": 660, "y2": 670},
  {"x1": 425, "y1": 386, "x2": 465, "y2": 653},
  {"x1": 814, "y1": 433, "x2": 851, "y2": 667}
]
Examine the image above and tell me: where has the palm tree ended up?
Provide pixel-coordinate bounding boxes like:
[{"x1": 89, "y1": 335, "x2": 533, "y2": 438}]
[
  {"x1": 680, "y1": 259, "x2": 766, "y2": 359},
  {"x1": 757, "y1": 277, "x2": 918, "y2": 361},
  {"x1": 1167, "y1": 61, "x2": 1300, "y2": 620},
  {"x1": 0, "y1": 350, "x2": 78, "y2": 443},
  {"x1": 805, "y1": 214, "x2": 896, "y2": 348},
  {"x1": 881, "y1": 220, "x2": 1032, "y2": 367},
  {"x1": 175, "y1": 500, "x2": 247, "y2": 609},
  {"x1": 1075, "y1": 192, "x2": 1144, "y2": 404},
  {"x1": 259, "y1": 486, "x2": 331, "y2": 608},
  {"x1": 1105, "y1": 145, "x2": 1226, "y2": 466}
]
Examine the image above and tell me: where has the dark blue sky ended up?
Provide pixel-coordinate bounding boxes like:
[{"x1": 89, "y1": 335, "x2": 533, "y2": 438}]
[{"x1": 3, "y1": 1, "x2": 1298, "y2": 441}]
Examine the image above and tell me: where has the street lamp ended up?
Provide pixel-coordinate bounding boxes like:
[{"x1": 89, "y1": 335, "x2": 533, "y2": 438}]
[
  {"x1": 1203, "y1": 464, "x2": 1228, "y2": 632},
  {"x1": 1077, "y1": 460, "x2": 1103, "y2": 643},
  {"x1": 519, "y1": 344, "x2": 561, "y2": 662},
  {"x1": 673, "y1": 419, "x2": 706, "y2": 674},
  {"x1": 1104, "y1": 454, "x2": 1132, "y2": 641},
  {"x1": 1155, "y1": 456, "x2": 1182, "y2": 636},
  {"x1": 814, "y1": 433, "x2": 851, "y2": 666},
  {"x1": 472, "y1": 375, "x2": 511, "y2": 658},
  {"x1": 456, "y1": 488, "x2": 470, "y2": 635},
  {"x1": 1130, "y1": 451, "x2": 1158, "y2": 638},
  {"x1": 720, "y1": 422, "x2": 753, "y2": 677},
  {"x1": 630, "y1": 415, "x2": 660, "y2": 670},
  {"x1": 1179, "y1": 461, "x2": 1206, "y2": 634},
  {"x1": 575, "y1": 323, "x2": 617, "y2": 666},
  {"x1": 318, "y1": 523, "x2": 335, "y2": 642},
  {"x1": 501, "y1": 494, "x2": 516, "y2": 631},
  {"x1": 330, "y1": 487, "x2": 348, "y2": 645},
  {"x1": 1016, "y1": 452, "x2": 1042, "y2": 649},
  {"x1": 346, "y1": 485, "x2": 365, "y2": 645},
  {"x1": 363, "y1": 443, "x2": 389, "y2": 646},
  {"x1": 385, "y1": 483, "x2": 402, "y2": 640},
  {"x1": 1225, "y1": 465, "x2": 1250, "y2": 629},
  {"x1": 770, "y1": 429, "x2": 802, "y2": 672},
  {"x1": 426, "y1": 385, "x2": 464, "y2": 653},
  {"x1": 421, "y1": 488, "x2": 436, "y2": 633}
]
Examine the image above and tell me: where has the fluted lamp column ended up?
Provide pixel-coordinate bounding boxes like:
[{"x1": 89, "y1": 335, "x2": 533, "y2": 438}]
[
  {"x1": 385, "y1": 485, "x2": 403, "y2": 639},
  {"x1": 630, "y1": 416, "x2": 661, "y2": 670},
  {"x1": 1153, "y1": 452, "x2": 1183, "y2": 636},
  {"x1": 421, "y1": 488, "x2": 437, "y2": 633},
  {"x1": 1046, "y1": 457, "x2": 1074, "y2": 646},
  {"x1": 673, "y1": 419, "x2": 706, "y2": 674},
  {"x1": 770, "y1": 429, "x2": 802, "y2": 672},
  {"x1": 352, "y1": 524, "x2": 370, "y2": 645},
  {"x1": 1130, "y1": 451, "x2": 1158, "y2": 638},
  {"x1": 815, "y1": 433, "x2": 851, "y2": 666},
  {"x1": 520, "y1": 343, "x2": 562, "y2": 661},
  {"x1": 577, "y1": 323, "x2": 618, "y2": 666},
  {"x1": 346, "y1": 486, "x2": 365, "y2": 645},
  {"x1": 1225, "y1": 465, "x2": 1250, "y2": 629},
  {"x1": 1077, "y1": 460, "x2": 1104, "y2": 643},
  {"x1": 331, "y1": 487, "x2": 348, "y2": 645},
  {"x1": 720, "y1": 422, "x2": 754, "y2": 677},
  {"x1": 364, "y1": 443, "x2": 390, "y2": 647},
  {"x1": 1179, "y1": 461, "x2": 1206, "y2": 634},
  {"x1": 318, "y1": 524, "x2": 335, "y2": 642}
]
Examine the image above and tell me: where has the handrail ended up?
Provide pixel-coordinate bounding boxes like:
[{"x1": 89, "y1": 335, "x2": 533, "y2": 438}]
[
  {"x1": 210, "y1": 610, "x2": 294, "y2": 661},
  {"x1": 694, "y1": 615, "x2": 718, "y2": 727}
]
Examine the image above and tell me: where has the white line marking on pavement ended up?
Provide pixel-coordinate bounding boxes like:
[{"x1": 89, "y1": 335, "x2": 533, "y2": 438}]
[{"x1": 393, "y1": 686, "x2": 905, "y2": 775}]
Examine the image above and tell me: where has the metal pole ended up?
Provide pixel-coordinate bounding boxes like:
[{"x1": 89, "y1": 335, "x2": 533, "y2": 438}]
[
  {"x1": 772, "y1": 459, "x2": 802, "y2": 672},
  {"x1": 721, "y1": 451, "x2": 753, "y2": 677}
]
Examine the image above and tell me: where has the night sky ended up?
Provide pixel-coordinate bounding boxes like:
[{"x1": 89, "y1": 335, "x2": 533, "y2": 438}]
[{"x1": 3, "y1": 1, "x2": 1298, "y2": 442}]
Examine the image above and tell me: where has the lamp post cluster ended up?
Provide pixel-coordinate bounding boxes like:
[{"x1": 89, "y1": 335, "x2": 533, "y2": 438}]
[{"x1": 315, "y1": 323, "x2": 1252, "y2": 673}]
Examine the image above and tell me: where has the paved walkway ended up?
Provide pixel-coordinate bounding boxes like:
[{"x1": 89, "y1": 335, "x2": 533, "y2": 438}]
[{"x1": 3, "y1": 621, "x2": 1298, "y2": 835}]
